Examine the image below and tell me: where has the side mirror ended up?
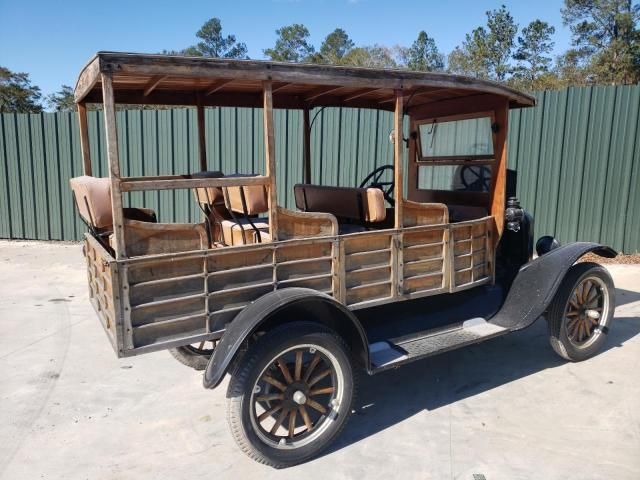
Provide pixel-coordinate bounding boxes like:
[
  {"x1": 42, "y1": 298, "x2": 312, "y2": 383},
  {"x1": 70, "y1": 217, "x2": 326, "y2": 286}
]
[{"x1": 536, "y1": 235, "x2": 560, "y2": 257}]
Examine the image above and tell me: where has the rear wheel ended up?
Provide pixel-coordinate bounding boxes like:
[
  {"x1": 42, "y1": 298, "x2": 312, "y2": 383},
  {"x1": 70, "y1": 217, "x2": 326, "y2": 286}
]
[
  {"x1": 547, "y1": 262, "x2": 615, "y2": 361},
  {"x1": 169, "y1": 340, "x2": 217, "y2": 370},
  {"x1": 226, "y1": 323, "x2": 355, "y2": 468}
]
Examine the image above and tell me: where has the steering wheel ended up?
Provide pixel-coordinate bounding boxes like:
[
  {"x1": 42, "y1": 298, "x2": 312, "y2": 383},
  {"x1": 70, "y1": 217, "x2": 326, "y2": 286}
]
[
  {"x1": 359, "y1": 165, "x2": 395, "y2": 206},
  {"x1": 460, "y1": 165, "x2": 491, "y2": 192}
]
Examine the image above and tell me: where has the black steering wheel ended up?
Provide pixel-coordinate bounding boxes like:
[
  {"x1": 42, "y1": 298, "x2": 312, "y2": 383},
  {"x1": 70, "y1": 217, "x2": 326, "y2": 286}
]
[
  {"x1": 359, "y1": 165, "x2": 395, "y2": 206},
  {"x1": 460, "y1": 165, "x2": 491, "y2": 192}
]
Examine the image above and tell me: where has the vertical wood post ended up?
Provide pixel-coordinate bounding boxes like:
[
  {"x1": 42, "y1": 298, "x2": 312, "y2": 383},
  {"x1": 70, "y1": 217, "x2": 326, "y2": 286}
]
[
  {"x1": 101, "y1": 73, "x2": 126, "y2": 259},
  {"x1": 262, "y1": 81, "x2": 278, "y2": 241},
  {"x1": 303, "y1": 107, "x2": 311, "y2": 184},
  {"x1": 196, "y1": 95, "x2": 207, "y2": 172},
  {"x1": 77, "y1": 103, "x2": 92, "y2": 176},
  {"x1": 490, "y1": 101, "x2": 509, "y2": 241},
  {"x1": 393, "y1": 90, "x2": 404, "y2": 229},
  {"x1": 406, "y1": 117, "x2": 417, "y2": 202}
]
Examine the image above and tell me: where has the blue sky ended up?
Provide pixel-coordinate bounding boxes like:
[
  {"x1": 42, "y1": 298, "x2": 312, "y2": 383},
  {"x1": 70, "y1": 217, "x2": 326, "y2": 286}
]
[{"x1": 0, "y1": 0, "x2": 571, "y2": 98}]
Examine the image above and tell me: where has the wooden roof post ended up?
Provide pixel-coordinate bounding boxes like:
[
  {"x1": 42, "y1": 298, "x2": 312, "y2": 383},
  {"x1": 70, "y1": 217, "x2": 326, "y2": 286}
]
[
  {"x1": 406, "y1": 116, "x2": 417, "y2": 201},
  {"x1": 490, "y1": 100, "x2": 509, "y2": 242},
  {"x1": 393, "y1": 89, "x2": 404, "y2": 229},
  {"x1": 77, "y1": 103, "x2": 92, "y2": 176},
  {"x1": 101, "y1": 72, "x2": 126, "y2": 259},
  {"x1": 303, "y1": 107, "x2": 311, "y2": 184},
  {"x1": 263, "y1": 80, "x2": 278, "y2": 241},
  {"x1": 196, "y1": 93, "x2": 207, "y2": 172}
]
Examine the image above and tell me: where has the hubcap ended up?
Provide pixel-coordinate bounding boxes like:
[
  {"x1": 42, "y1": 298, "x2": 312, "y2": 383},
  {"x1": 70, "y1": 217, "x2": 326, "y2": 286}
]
[
  {"x1": 293, "y1": 390, "x2": 307, "y2": 405},
  {"x1": 564, "y1": 276, "x2": 609, "y2": 347},
  {"x1": 250, "y1": 345, "x2": 343, "y2": 449}
]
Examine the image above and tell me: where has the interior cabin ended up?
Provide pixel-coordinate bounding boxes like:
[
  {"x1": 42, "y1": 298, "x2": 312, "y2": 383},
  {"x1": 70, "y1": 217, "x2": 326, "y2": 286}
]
[{"x1": 71, "y1": 52, "x2": 535, "y2": 356}]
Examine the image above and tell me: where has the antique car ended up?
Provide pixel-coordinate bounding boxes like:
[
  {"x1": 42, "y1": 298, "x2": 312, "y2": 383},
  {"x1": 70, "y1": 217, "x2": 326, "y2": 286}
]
[{"x1": 70, "y1": 52, "x2": 617, "y2": 467}]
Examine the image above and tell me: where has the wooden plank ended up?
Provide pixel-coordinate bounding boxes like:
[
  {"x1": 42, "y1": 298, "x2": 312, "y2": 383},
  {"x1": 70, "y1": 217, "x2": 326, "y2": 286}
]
[
  {"x1": 303, "y1": 107, "x2": 311, "y2": 184},
  {"x1": 489, "y1": 100, "x2": 509, "y2": 241},
  {"x1": 120, "y1": 175, "x2": 270, "y2": 192},
  {"x1": 87, "y1": 53, "x2": 535, "y2": 108},
  {"x1": 196, "y1": 99, "x2": 207, "y2": 171},
  {"x1": 143, "y1": 75, "x2": 167, "y2": 96},
  {"x1": 342, "y1": 88, "x2": 384, "y2": 102},
  {"x1": 77, "y1": 103, "x2": 92, "y2": 175},
  {"x1": 205, "y1": 78, "x2": 233, "y2": 96},
  {"x1": 272, "y1": 82, "x2": 291, "y2": 93},
  {"x1": 406, "y1": 117, "x2": 417, "y2": 200},
  {"x1": 263, "y1": 81, "x2": 279, "y2": 241},
  {"x1": 304, "y1": 86, "x2": 344, "y2": 102},
  {"x1": 74, "y1": 57, "x2": 100, "y2": 102},
  {"x1": 394, "y1": 90, "x2": 404, "y2": 229},
  {"x1": 101, "y1": 72, "x2": 126, "y2": 259}
]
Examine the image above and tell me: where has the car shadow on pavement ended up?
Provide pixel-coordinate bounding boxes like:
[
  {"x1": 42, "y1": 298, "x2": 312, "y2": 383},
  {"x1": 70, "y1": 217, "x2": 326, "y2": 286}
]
[
  {"x1": 324, "y1": 312, "x2": 640, "y2": 456},
  {"x1": 616, "y1": 288, "x2": 640, "y2": 307}
]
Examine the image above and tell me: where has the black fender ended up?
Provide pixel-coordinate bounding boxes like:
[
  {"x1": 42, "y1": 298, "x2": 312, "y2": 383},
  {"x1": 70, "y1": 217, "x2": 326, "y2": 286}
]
[
  {"x1": 491, "y1": 242, "x2": 616, "y2": 331},
  {"x1": 203, "y1": 288, "x2": 369, "y2": 389}
]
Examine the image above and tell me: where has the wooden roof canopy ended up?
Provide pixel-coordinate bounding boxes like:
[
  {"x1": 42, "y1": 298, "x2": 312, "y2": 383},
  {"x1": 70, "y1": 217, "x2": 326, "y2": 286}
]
[{"x1": 75, "y1": 52, "x2": 536, "y2": 112}]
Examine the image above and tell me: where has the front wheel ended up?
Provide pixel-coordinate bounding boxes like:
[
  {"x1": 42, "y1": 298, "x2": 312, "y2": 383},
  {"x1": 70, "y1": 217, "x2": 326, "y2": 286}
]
[
  {"x1": 226, "y1": 323, "x2": 355, "y2": 468},
  {"x1": 547, "y1": 262, "x2": 615, "y2": 361}
]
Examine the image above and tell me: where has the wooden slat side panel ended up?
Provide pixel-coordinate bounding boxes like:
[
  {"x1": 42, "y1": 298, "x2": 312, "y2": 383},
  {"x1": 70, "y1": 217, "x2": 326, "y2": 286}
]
[
  {"x1": 84, "y1": 236, "x2": 119, "y2": 352},
  {"x1": 401, "y1": 225, "x2": 448, "y2": 296},
  {"x1": 343, "y1": 232, "x2": 393, "y2": 307},
  {"x1": 450, "y1": 217, "x2": 493, "y2": 290}
]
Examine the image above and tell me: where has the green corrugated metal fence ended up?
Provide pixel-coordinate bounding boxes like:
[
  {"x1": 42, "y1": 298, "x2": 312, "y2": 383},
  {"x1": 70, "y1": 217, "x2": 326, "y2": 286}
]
[{"x1": 1, "y1": 84, "x2": 639, "y2": 252}]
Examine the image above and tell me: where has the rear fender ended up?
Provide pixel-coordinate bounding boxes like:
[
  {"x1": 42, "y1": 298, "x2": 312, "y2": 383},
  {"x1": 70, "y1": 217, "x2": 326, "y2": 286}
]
[
  {"x1": 202, "y1": 288, "x2": 369, "y2": 389},
  {"x1": 491, "y1": 242, "x2": 616, "y2": 331}
]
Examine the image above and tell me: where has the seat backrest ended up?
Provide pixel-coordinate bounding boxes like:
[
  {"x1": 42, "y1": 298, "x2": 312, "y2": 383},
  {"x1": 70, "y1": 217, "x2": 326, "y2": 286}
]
[
  {"x1": 294, "y1": 184, "x2": 386, "y2": 223},
  {"x1": 226, "y1": 185, "x2": 269, "y2": 216},
  {"x1": 192, "y1": 170, "x2": 225, "y2": 206},
  {"x1": 69, "y1": 176, "x2": 113, "y2": 229}
]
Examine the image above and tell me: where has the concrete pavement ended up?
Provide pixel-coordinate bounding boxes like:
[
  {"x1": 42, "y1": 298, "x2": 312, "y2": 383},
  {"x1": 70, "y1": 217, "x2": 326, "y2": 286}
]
[{"x1": 1, "y1": 240, "x2": 639, "y2": 480}]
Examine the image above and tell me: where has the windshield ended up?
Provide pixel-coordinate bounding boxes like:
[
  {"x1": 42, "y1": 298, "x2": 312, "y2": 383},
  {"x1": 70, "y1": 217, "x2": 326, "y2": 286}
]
[{"x1": 418, "y1": 116, "x2": 494, "y2": 159}]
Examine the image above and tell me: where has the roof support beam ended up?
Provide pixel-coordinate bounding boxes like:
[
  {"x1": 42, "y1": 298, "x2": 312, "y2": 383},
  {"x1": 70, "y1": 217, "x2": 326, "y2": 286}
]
[
  {"x1": 304, "y1": 86, "x2": 344, "y2": 102},
  {"x1": 143, "y1": 75, "x2": 167, "y2": 96},
  {"x1": 272, "y1": 82, "x2": 291, "y2": 94},
  {"x1": 77, "y1": 103, "x2": 92, "y2": 175},
  {"x1": 263, "y1": 81, "x2": 279, "y2": 241},
  {"x1": 342, "y1": 88, "x2": 384, "y2": 103},
  {"x1": 393, "y1": 90, "x2": 404, "y2": 231},
  {"x1": 205, "y1": 79, "x2": 233, "y2": 96}
]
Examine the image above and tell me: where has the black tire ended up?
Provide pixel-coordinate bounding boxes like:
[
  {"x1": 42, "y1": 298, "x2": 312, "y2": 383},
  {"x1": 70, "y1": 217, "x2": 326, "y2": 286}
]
[
  {"x1": 169, "y1": 343, "x2": 215, "y2": 371},
  {"x1": 226, "y1": 322, "x2": 355, "y2": 468},
  {"x1": 547, "y1": 262, "x2": 615, "y2": 361}
]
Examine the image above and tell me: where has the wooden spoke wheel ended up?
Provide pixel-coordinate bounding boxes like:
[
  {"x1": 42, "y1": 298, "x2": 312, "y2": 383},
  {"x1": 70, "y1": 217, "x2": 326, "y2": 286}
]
[
  {"x1": 169, "y1": 340, "x2": 218, "y2": 370},
  {"x1": 226, "y1": 323, "x2": 355, "y2": 468},
  {"x1": 548, "y1": 262, "x2": 615, "y2": 362},
  {"x1": 251, "y1": 346, "x2": 340, "y2": 446},
  {"x1": 564, "y1": 276, "x2": 608, "y2": 347}
]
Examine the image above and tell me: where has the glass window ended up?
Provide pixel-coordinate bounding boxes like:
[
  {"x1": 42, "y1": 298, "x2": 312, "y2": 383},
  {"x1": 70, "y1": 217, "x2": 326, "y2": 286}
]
[
  {"x1": 418, "y1": 165, "x2": 492, "y2": 193},
  {"x1": 418, "y1": 116, "x2": 494, "y2": 159}
]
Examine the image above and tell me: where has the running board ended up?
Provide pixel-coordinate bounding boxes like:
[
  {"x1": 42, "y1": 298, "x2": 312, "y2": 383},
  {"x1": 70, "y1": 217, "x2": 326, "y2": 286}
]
[{"x1": 369, "y1": 318, "x2": 507, "y2": 372}]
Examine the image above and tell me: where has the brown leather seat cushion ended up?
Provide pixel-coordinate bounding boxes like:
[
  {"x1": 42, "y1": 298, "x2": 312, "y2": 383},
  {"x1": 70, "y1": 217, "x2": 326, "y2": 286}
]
[
  {"x1": 221, "y1": 218, "x2": 270, "y2": 246},
  {"x1": 294, "y1": 184, "x2": 386, "y2": 223},
  {"x1": 226, "y1": 185, "x2": 268, "y2": 215},
  {"x1": 69, "y1": 176, "x2": 113, "y2": 229},
  {"x1": 192, "y1": 170, "x2": 225, "y2": 206}
]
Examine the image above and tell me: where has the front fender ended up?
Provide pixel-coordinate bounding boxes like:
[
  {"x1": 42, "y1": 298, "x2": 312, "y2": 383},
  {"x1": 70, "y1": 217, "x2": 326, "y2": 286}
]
[
  {"x1": 491, "y1": 242, "x2": 616, "y2": 331},
  {"x1": 202, "y1": 288, "x2": 368, "y2": 389}
]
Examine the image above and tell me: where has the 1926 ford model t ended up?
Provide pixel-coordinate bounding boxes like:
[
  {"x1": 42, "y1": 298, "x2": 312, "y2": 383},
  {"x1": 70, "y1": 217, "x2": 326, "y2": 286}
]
[{"x1": 70, "y1": 52, "x2": 617, "y2": 467}]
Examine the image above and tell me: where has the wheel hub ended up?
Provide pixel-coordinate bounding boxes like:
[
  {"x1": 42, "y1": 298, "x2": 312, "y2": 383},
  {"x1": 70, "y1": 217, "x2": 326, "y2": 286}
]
[
  {"x1": 292, "y1": 390, "x2": 307, "y2": 405},
  {"x1": 565, "y1": 276, "x2": 607, "y2": 346}
]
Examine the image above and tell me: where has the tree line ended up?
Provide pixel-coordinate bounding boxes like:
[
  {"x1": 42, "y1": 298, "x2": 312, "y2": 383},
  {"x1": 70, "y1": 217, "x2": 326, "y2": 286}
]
[{"x1": 1, "y1": 1, "x2": 638, "y2": 113}]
